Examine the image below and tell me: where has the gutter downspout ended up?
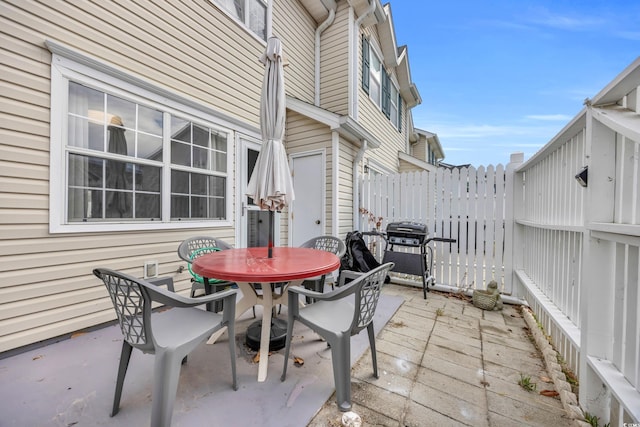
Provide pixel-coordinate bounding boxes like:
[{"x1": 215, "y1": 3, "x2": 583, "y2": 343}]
[
  {"x1": 315, "y1": 6, "x2": 336, "y2": 106},
  {"x1": 351, "y1": 0, "x2": 377, "y2": 119},
  {"x1": 353, "y1": 140, "x2": 367, "y2": 229},
  {"x1": 355, "y1": 0, "x2": 377, "y2": 30}
]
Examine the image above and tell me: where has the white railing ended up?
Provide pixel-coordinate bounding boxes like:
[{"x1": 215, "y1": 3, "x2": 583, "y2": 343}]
[{"x1": 513, "y1": 86, "x2": 640, "y2": 422}]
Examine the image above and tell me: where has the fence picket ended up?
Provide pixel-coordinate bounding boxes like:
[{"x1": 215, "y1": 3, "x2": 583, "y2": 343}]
[
  {"x1": 495, "y1": 164, "x2": 505, "y2": 283},
  {"x1": 458, "y1": 166, "x2": 470, "y2": 288}
]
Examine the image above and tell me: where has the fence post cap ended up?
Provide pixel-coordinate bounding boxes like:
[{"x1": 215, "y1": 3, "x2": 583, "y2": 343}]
[{"x1": 510, "y1": 152, "x2": 525, "y2": 163}]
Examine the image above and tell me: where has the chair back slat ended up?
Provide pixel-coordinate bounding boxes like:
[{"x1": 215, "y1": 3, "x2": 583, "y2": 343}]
[
  {"x1": 300, "y1": 235, "x2": 346, "y2": 258},
  {"x1": 188, "y1": 247, "x2": 225, "y2": 284},
  {"x1": 94, "y1": 269, "x2": 154, "y2": 353},
  {"x1": 178, "y1": 236, "x2": 232, "y2": 263},
  {"x1": 352, "y1": 263, "x2": 391, "y2": 334}
]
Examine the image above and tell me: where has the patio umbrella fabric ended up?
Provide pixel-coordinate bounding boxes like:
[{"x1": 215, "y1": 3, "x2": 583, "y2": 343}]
[{"x1": 246, "y1": 36, "x2": 294, "y2": 212}]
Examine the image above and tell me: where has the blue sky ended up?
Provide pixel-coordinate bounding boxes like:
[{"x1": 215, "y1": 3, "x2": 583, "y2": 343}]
[{"x1": 389, "y1": 0, "x2": 640, "y2": 166}]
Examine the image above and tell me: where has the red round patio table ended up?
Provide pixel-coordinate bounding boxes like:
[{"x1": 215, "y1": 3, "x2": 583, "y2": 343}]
[{"x1": 192, "y1": 246, "x2": 340, "y2": 382}]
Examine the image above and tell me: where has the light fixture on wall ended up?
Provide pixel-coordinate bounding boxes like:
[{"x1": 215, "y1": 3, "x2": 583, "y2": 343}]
[
  {"x1": 363, "y1": 164, "x2": 370, "y2": 174},
  {"x1": 575, "y1": 166, "x2": 588, "y2": 187}
]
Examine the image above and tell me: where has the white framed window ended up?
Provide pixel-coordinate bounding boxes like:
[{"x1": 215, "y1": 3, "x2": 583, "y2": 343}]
[
  {"x1": 369, "y1": 50, "x2": 382, "y2": 108},
  {"x1": 389, "y1": 82, "x2": 399, "y2": 129},
  {"x1": 212, "y1": 0, "x2": 268, "y2": 41},
  {"x1": 365, "y1": 158, "x2": 393, "y2": 177},
  {"x1": 362, "y1": 36, "x2": 401, "y2": 130},
  {"x1": 50, "y1": 54, "x2": 234, "y2": 233}
]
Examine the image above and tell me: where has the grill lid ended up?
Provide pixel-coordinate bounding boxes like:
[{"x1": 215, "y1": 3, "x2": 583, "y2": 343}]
[{"x1": 386, "y1": 221, "x2": 428, "y2": 246}]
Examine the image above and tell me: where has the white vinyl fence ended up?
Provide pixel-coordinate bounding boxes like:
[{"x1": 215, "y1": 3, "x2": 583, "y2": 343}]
[
  {"x1": 360, "y1": 58, "x2": 640, "y2": 424},
  {"x1": 359, "y1": 163, "x2": 512, "y2": 294}
]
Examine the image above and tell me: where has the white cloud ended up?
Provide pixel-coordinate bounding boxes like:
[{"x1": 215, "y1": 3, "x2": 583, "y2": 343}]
[
  {"x1": 526, "y1": 7, "x2": 606, "y2": 31},
  {"x1": 425, "y1": 122, "x2": 560, "y2": 140},
  {"x1": 616, "y1": 31, "x2": 640, "y2": 41},
  {"x1": 525, "y1": 114, "x2": 573, "y2": 121}
]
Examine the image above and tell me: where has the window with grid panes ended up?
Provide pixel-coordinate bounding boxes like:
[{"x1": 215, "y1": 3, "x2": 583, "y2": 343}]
[{"x1": 62, "y1": 81, "x2": 229, "y2": 228}]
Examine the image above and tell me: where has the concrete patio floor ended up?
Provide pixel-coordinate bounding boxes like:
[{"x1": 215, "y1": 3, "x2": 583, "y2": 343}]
[
  {"x1": 309, "y1": 284, "x2": 577, "y2": 426},
  {"x1": 0, "y1": 282, "x2": 578, "y2": 426}
]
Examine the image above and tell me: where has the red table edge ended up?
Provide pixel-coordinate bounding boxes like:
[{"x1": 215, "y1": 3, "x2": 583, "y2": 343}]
[{"x1": 191, "y1": 247, "x2": 341, "y2": 283}]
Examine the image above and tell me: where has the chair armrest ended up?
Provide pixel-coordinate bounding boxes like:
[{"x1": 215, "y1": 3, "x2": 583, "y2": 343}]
[
  {"x1": 287, "y1": 285, "x2": 324, "y2": 299},
  {"x1": 338, "y1": 270, "x2": 363, "y2": 287},
  {"x1": 147, "y1": 276, "x2": 175, "y2": 292},
  {"x1": 143, "y1": 280, "x2": 237, "y2": 309},
  {"x1": 288, "y1": 276, "x2": 361, "y2": 302}
]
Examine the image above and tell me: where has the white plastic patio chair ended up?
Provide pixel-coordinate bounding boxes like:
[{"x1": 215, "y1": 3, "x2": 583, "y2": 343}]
[
  {"x1": 281, "y1": 262, "x2": 394, "y2": 412},
  {"x1": 93, "y1": 268, "x2": 238, "y2": 427}
]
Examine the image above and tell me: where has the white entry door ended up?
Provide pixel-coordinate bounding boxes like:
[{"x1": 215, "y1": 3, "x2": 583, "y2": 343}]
[
  {"x1": 237, "y1": 136, "x2": 278, "y2": 248},
  {"x1": 290, "y1": 151, "x2": 324, "y2": 246}
]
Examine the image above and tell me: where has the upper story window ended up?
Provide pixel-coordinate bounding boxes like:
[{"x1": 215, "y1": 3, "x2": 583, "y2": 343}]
[
  {"x1": 213, "y1": 0, "x2": 268, "y2": 40},
  {"x1": 362, "y1": 36, "x2": 401, "y2": 131},
  {"x1": 389, "y1": 83, "x2": 400, "y2": 130},
  {"x1": 50, "y1": 56, "x2": 233, "y2": 233},
  {"x1": 369, "y1": 51, "x2": 382, "y2": 108}
]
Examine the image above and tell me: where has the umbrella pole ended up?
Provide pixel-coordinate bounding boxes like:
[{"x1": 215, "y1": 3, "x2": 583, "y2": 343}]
[{"x1": 268, "y1": 210, "x2": 274, "y2": 258}]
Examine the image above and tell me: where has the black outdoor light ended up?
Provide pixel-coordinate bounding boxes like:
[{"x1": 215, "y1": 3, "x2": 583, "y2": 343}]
[{"x1": 575, "y1": 166, "x2": 588, "y2": 187}]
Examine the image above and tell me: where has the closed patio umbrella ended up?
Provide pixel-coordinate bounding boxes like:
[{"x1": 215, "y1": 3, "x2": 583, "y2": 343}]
[
  {"x1": 106, "y1": 116, "x2": 129, "y2": 217},
  {"x1": 246, "y1": 36, "x2": 294, "y2": 257}
]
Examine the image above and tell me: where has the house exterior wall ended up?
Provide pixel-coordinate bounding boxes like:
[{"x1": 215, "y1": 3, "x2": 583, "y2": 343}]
[
  {"x1": 337, "y1": 141, "x2": 356, "y2": 237},
  {"x1": 412, "y1": 140, "x2": 427, "y2": 163},
  {"x1": 318, "y1": 0, "x2": 350, "y2": 115},
  {"x1": 285, "y1": 110, "x2": 334, "y2": 235},
  {"x1": 359, "y1": 26, "x2": 407, "y2": 172},
  {"x1": 398, "y1": 160, "x2": 418, "y2": 173},
  {"x1": 0, "y1": 0, "x2": 425, "y2": 353},
  {"x1": 0, "y1": 0, "x2": 320, "y2": 353},
  {"x1": 273, "y1": 0, "x2": 316, "y2": 104}
]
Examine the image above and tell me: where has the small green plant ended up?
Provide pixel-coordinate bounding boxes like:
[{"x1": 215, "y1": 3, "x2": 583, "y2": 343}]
[
  {"x1": 556, "y1": 353, "x2": 579, "y2": 391},
  {"x1": 584, "y1": 412, "x2": 609, "y2": 427},
  {"x1": 436, "y1": 308, "x2": 444, "y2": 316},
  {"x1": 518, "y1": 373, "x2": 536, "y2": 392}
]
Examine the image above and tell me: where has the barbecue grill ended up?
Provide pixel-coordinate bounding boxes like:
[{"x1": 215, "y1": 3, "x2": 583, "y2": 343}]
[{"x1": 382, "y1": 221, "x2": 455, "y2": 299}]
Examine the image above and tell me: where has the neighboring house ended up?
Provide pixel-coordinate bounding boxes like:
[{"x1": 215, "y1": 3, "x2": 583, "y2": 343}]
[
  {"x1": 399, "y1": 127, "x2": 444, "y2": 173},
  {"x1": 0, "y1": 0, "x2": 427, "y2": 353}
]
